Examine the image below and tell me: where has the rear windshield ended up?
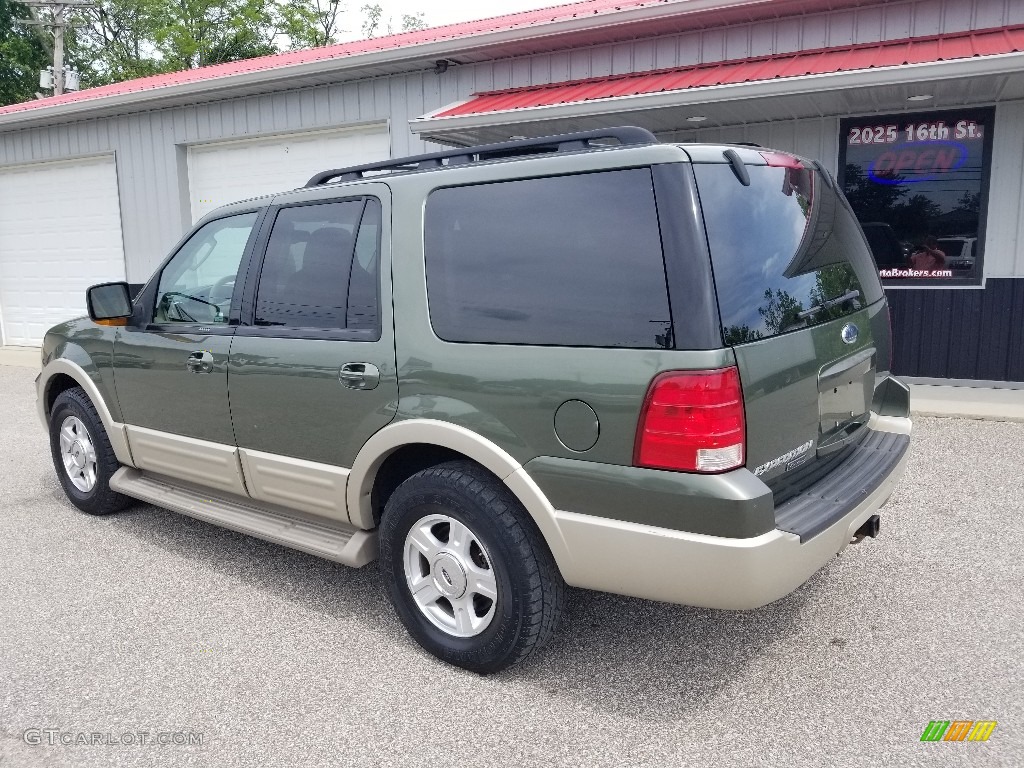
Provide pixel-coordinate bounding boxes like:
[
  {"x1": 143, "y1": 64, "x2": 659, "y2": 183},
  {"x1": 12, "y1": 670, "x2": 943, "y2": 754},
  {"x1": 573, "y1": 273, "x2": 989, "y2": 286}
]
[{"x1": 694, "y1": 163, "x2": 884, "y2": 345}]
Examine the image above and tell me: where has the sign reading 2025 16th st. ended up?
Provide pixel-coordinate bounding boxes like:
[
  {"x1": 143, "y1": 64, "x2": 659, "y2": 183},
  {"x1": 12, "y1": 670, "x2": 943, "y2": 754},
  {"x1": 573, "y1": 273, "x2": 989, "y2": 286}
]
[{"x1": 848, "y1": 119, "x2": 984, "y2": 145}]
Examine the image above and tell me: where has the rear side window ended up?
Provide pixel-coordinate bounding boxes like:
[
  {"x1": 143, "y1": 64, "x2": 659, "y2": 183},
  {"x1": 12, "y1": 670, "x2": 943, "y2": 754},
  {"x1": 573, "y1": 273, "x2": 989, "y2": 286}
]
[
  {"x1": 423, "y1": 169, "x2": 672, "y2": 349},
  {"x1": 254, "y1": 199, "x2": 381, "y2": 333},
  {"x1": 694, "y1": 164, "x2": 883, "y2": 345}
]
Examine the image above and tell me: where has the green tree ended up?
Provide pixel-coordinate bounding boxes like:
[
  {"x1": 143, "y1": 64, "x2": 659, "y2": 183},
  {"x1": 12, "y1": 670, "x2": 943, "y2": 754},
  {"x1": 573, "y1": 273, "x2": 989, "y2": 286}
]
[
  {"x1": 3, "y1": 0, "x2": 424, "y2": 106},
  {"x1": 153, "y1": 0, "x2": 277, "y2": 69},
  {"x1": 807, "y1": 264, "x2": 861, "y2": 322},
  {"x1": 360, "y1": 2, "x2": 381, "y2": 36},
  {"x1": 80, "y1": 0, "x2": 164, "y2": 84},
  {"x1": 279, "y1": 0, "x2": 344, "y2": 48},
  {"x1": 400, "y1": 11, "x2": 425, "y2": 31},
  {"x1": 722, "y1": 324, "x2": 762, "y2": 346},
  {"x1": 843, "y1": 163, "x2": 907, "y2": 223},
  {"x1": 0, "y1": 0, "x2": 52, "y2": 106},
  {"x1": 758, "y1": 288, "x2": 803, "y2": 336},
  {"x1": 889, "y1": 193, "x2": 943, "y2": 242},
  {"x1": 360, "y1": 3, "x2": 427, "y2": 36}
]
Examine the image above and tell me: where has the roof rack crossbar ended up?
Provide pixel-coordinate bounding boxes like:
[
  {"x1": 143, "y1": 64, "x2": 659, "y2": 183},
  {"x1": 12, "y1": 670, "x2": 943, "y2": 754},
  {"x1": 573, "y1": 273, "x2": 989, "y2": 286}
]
[{"x1": 303, "y1": 126, "x2": 657, "y2": 187}]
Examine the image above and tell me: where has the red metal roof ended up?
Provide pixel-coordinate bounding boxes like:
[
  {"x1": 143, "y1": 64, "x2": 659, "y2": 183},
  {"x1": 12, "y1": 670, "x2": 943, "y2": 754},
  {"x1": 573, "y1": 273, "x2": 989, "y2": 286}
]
[
  {"x1": 435, "y1": 25, "x2": 1024, "y2": 117},
  {"x1": 0, "y1": 0, "x2": 679, "y2": 117}
]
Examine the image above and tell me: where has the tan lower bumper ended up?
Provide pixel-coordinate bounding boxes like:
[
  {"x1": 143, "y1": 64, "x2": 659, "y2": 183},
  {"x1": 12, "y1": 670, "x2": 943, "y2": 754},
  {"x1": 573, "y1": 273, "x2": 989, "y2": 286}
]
[{"x1": 551, "y1": 425, "x2": 911, "y2": 610}]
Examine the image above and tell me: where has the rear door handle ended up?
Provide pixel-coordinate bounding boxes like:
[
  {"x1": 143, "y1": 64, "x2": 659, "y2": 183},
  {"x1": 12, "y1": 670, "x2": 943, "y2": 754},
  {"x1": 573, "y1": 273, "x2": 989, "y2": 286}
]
[
  {"x1": 186, "y1": 350, "x2": 214, "y2": 374},
  {"x1": 339, "y1": 362, "x2": 380, "y2": 390}
]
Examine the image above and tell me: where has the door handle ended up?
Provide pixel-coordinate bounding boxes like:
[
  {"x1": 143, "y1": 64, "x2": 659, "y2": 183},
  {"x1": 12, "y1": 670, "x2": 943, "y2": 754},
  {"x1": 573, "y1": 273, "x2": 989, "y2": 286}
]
[
  {"x1": 186, "y1": 350, "x2": 214, "y2": 374},
  {"x1": 339, "y1": 362, "x2": 380, "y2": 390}
]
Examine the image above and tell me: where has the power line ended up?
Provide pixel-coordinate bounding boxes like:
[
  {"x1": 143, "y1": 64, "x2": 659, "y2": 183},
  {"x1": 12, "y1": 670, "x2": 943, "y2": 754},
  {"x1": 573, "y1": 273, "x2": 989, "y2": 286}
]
[{"x1": 14, "y1": 0, "x2": 95, "y2": 96}]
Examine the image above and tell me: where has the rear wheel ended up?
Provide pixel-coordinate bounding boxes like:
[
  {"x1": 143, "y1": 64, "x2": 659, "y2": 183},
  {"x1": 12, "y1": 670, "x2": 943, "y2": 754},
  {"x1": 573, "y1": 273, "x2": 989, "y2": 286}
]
[
  {"x1": 379, "y1": 461, "x2": 564, "y2": 673},
  {"x1": 48, "y1": 387, "x2": 131, "y2": 515}
]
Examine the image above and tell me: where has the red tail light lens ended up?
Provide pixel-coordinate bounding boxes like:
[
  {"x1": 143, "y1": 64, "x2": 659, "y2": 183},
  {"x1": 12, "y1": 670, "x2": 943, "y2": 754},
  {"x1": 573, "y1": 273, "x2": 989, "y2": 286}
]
[{"x1": 633, "y1": 367, "x2": 746, "y2": 473}]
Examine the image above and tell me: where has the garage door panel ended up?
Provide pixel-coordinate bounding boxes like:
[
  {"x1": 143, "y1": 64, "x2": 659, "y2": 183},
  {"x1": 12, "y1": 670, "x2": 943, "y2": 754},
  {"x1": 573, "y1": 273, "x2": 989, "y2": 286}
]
[
  {"x1": 0, "y1": 155, "x2": 126, "y2": 346},
  {"x1": 188, "y1": 125, "x2": 391, "y2": 222}
]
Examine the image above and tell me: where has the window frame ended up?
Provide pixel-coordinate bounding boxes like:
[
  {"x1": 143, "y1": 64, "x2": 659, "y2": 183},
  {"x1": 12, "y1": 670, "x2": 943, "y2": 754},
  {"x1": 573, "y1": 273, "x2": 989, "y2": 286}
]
[
  {"x1": 133, "y1": 208, "x2": 266, "y2": 335},
  {"x1": 422, "y1": 168, "x2": 681, "y2": 351},
  {"x1": 838, "y1": 106, "x2": 995, "y2": 289},
  {"x1": 235, "y1": 194, "x2": 383, "y2": 342}
]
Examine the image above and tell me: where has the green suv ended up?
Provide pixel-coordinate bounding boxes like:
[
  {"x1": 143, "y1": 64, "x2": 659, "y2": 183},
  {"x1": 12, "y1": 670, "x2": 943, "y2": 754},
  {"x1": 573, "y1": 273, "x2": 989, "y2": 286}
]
[{"x1": 37, "y1": 127, "x2": 912, "y2": 672}]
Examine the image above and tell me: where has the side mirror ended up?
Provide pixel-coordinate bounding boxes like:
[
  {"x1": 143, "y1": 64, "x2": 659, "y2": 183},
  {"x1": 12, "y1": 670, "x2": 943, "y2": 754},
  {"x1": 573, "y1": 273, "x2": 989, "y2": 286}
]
[{"x1": 86, "y1": 282, "x2": 133, "y2": 324}]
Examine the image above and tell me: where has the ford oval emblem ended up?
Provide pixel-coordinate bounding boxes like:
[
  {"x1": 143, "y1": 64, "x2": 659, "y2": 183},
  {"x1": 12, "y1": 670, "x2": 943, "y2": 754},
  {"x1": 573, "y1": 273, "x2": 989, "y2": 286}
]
[{"x1": 841, "y1": 323, "x2": 859, "y2": 345}]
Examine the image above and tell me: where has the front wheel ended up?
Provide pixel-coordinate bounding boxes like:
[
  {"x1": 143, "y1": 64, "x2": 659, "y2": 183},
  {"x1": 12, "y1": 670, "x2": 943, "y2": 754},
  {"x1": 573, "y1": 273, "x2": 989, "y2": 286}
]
[
  {"x1": 379, "y1": 461, "x2": 565, "y2": 673},
  {"x1": 48, "y1": 386, "x2": 132, "y2": 515}
]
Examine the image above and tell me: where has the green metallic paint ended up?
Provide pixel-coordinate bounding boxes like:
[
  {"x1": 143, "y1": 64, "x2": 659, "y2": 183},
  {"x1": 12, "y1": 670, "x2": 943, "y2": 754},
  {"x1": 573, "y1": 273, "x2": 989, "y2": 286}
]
[
  {"x1": 112, "y1": 327, "x2": 235, "y2": 444},
  {"x1": 524, "y1": 456, "x2": 776, "y2": 538},
  {"x1": 389, "y1": 155, "x2": 733, "y2": 471},
  {"x1": 731, "y1": 301, "x2": 885, "y2": 484},
  {"x1": 228, "y1": 336, "x2": 399, "y2": 467},
  {"x1": 41, "y1": 318, "x2": 122, "y2": 422},
  {"x1": 227, "y1": 183, "x2": 398, "y2": 468}
]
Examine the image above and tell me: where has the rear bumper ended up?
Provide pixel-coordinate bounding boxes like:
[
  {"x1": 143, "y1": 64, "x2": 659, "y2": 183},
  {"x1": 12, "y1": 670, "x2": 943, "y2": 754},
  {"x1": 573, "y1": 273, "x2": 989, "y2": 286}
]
[{"x1": 550, "y1": 413, "x2": 912, "y2": 610}]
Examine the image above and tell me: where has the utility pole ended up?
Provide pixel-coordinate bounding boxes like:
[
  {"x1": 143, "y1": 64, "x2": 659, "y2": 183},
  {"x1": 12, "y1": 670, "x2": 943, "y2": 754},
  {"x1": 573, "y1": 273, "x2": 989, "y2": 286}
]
[{"x1": 15, "y1": 0, "x2": 95, "y2": 96}]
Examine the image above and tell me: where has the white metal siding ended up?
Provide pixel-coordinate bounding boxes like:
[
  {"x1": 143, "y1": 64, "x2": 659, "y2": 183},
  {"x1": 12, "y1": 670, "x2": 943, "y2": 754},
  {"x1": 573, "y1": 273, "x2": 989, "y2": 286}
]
[
  {"x1": 186, "y1": 125, "x2": 390, "y2": 221},
  {"x1": 983, "y1": 100, "x2": 1024, "y2": 278},
  {"x1": 0, "y1": 155, "x2": 126, "y2": 345},
  {"x1": 660, "y1": 117, "x2": 842, "y2": 176},
  {"x1": 0, "y1": 0, "x2": 1019, "y2": 282}
]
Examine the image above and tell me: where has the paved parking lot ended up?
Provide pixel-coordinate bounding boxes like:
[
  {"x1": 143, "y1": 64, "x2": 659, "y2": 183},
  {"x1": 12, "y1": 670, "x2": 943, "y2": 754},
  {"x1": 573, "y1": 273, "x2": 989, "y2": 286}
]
[{"x1": 0, "y1": 363, "x2": 1020, "y2": 767}]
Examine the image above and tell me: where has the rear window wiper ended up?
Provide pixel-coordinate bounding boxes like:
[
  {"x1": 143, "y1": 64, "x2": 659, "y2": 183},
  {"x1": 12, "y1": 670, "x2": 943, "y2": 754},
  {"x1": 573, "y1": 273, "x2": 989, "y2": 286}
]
[{"x1": 796, "y1": 289, "x2": 861, "y2": 321}]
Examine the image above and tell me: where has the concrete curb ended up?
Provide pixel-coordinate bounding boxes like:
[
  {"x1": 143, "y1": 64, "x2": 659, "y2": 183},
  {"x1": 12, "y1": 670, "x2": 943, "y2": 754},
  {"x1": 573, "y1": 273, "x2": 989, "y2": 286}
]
[
  {"x1": 0, "y1": 347, "x2": 39, "y2": 369},
  {"x1": 908, "y1": 384, "x2": 1024, "y2": 423}
]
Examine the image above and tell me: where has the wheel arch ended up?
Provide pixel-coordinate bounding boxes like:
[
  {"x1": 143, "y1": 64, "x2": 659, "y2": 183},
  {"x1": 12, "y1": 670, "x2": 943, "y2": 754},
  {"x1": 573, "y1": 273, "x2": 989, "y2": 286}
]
[
  {"x1": 346, "y1": 419, "x2": 574, "y2": 574},
  {"x1": 38, "y1": 358, "x2": 135, "y2": 467}
]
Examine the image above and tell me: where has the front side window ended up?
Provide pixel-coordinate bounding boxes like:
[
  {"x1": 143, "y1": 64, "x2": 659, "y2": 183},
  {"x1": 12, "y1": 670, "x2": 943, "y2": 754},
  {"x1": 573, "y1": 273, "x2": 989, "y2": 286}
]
[
  {"x1": 253, "y1": 198, "x2": 381, "y2": 333},
  {"x1": 155, "y1": 212, "x2": 258, "y2": 324},
  {"x1": 840, "y1": 109, "x2": 993, "y2": 285},
  {"x1": 423, "y1": 169, "x2": 672, "y2": 349}
]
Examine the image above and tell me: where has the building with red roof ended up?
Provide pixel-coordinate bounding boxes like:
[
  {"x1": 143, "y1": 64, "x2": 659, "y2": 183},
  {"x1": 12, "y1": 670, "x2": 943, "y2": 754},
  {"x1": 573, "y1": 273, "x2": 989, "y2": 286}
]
[{"x1": 1, "y1": 0, "x2": 1023, "y2": 381}]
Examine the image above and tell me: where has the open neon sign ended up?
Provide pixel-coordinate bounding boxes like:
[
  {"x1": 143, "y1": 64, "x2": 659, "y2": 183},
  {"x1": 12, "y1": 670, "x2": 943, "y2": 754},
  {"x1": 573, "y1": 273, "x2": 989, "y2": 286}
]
[{"x1": 867, "y1": 140, "x2": 969, "y2": 185}]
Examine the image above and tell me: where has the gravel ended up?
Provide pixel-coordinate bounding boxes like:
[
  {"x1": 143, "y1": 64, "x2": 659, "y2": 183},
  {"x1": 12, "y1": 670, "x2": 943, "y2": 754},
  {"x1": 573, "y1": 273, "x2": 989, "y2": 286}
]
[{"x1": 0, "y1": 363, "x2": 1020, "y2": 767}]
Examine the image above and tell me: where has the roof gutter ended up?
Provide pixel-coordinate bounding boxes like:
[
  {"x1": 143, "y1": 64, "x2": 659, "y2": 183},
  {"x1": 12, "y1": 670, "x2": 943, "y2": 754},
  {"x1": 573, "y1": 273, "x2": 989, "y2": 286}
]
[
  {"x1": 0, "y1": 0, "x2": 781, "y2": 130},
  {"x1": 409, "y1": 51, "x2": 1024, "y2": 138}
]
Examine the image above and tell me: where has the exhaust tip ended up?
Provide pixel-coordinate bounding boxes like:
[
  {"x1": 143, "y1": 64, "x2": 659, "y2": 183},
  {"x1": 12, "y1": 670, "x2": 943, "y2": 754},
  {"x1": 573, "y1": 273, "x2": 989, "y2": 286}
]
[{"x1": 851, "y1": 514, "x2": 881, "y2": 544}]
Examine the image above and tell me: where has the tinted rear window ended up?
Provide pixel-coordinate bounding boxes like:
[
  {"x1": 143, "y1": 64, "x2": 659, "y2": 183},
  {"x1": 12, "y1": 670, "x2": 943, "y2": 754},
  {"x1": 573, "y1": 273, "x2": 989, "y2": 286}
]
[
  {"x1": 694, "y1": 163, "x2": 883, "y2": 345},
  {"x1": 424, "y1": 169, "x2": 672, "y2": 348},
  {"x1": 254, "y1": 199, "x2": 381, "y2": 334}
]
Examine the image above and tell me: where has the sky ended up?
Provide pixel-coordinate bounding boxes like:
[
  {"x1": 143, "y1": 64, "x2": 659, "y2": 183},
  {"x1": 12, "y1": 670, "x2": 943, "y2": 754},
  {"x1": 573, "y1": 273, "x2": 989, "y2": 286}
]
[{"x1": 335, "y1": 0, "x2": 570, "y2": 40}]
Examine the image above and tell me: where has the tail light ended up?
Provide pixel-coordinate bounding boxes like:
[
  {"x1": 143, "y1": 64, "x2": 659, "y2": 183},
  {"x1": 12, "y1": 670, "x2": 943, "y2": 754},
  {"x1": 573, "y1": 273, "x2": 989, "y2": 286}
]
[{"x1": 633, "y1": 367, "x2": 746, "y2": 473}]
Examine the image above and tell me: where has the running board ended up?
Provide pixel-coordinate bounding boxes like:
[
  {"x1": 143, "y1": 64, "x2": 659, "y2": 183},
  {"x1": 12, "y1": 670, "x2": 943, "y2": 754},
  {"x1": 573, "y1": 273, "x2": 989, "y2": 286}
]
[{"x1": 110, "y1": 467, "x2": 377, "y2": 567}]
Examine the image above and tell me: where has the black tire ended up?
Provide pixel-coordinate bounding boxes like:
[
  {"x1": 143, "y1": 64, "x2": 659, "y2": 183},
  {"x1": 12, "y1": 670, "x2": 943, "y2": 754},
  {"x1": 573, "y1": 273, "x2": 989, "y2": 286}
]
[
  {"x1": 48, "y1": 386, "x2": 132, "y2": 516},
  {"x1": 379, "y1": 460, "x2": 565, "y2": 673}
]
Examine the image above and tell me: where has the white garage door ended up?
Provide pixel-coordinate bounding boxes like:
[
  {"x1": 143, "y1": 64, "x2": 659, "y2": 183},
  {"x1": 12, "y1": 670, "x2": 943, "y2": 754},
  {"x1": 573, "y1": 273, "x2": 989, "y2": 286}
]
[
  {"x1": 188, "y1": 125, "x2": 391, "y2": 222},
  {"x1": 0, "y1": 155, "x2": 126, "y2": 347}
]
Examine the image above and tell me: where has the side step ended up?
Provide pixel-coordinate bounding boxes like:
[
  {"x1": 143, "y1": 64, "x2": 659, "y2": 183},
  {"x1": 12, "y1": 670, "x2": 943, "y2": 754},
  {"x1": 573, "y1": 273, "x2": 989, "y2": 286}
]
[{"x1": 110, "y1": 467, "x2": 377, "y2": 567}]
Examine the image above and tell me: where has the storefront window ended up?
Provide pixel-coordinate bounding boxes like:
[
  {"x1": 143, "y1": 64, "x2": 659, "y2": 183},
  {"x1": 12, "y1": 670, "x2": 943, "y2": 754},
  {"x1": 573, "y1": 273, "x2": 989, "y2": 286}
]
[{"x1": 839, "y1": 108, "x2": 993, "y2": 286}]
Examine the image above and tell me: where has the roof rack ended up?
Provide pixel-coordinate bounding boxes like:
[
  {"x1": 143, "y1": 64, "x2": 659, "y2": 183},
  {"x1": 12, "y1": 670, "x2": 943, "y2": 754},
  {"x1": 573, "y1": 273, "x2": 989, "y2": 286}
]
[{"x1": 304, "y1": 126, "x2": 658, "y2": 187}]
